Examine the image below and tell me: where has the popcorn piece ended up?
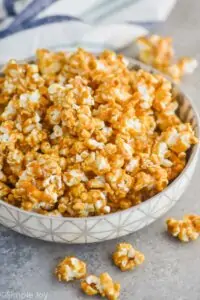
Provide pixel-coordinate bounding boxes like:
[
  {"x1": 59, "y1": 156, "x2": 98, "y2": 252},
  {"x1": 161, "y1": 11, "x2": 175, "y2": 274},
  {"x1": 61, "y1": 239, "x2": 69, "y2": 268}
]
[
  {"x1": 87, "y1": 138, "x2": 104, "y2": 150},
  {"x1": 126, "y1": 158, "x2": 139, "y2": 173},
  {"x1": 95, "y1": 154, "x2": 110, "y2": 174},
  {"x1": 165, "y1": 151, "x2": 186, "y2": 181},
  {"x1": 153, "y1": 78, "x2": 172, "y2": 112},
  {"x1": 116, "y1": 139, "x2": 133, "y2": 160},
  {"x1": 186, "y1": 215, "x2": 200, "y2": 232},
  {"x1": 134, "y1": 172, "x2": 154, "y2": 192},
  {"x1": 153, "y1": 141, "x2": 172, "y2": 167},
  {"x1": 36, "y1": 49, "x2": 64, "y2": 75},
  {"x1": 137, "y1": 84, "x2": 154, "y2": 109},
  {"x1": 87, "y1": 176, "x2": 106, "y2": 188},
  {"x1": 180, "y1": 58, "x2": 198, "y2": 74},
  {"x1": 163, "y1": 124, "x2": 198, "y2": 153},
  {"x1": 156, "y1": 101, "x2": 181, "y2": 130},
  {"x1": 13, "y1": 154, "x2": 64, "y2": 211},
  {"x1": 19, "y1": 90, "x2": 40, "y2": 109},
  {"x1": 0, "y1": 182, "x2": 10, "y2": 198},
  {"x1": 81, "y1": 273, "x2": 120, "y2": 300},
  {"x1": 125, "y1": 118, "x2": 142, "y2": 134},
  {"x1": 81, "y1": 275, "x2": 101, "y2": 296},
  {"x1": 1, "y1": 101, "x2": 17, "y2": 120},
  {"x1": 167, "y1": 57, "x2": 198, "y2": 82},
  {"x1": 136, "y1": 35, "x2": 198, "y2": 82},
  {"x1": 106, "y1": 169, "x2": 132, "y2": 198},
  {"x1": 63, "y1": 169, "x2": 88, "y2": 187},
  {"x1": 50, "y1": 125, "x2": 63, "y2": 139},
  {"x1": 71, "y1": 189, "x2": 110, "y2": 217},
  {"x1": 55, "y1": 256, "x2": 86, "y2": 282},
  {"x1": 113, "y1": 243, "x2": 145, "y2": 271},
  {"x1": 136, "y1": 35, "x2": 173, "y2": 69},
  {"x1": 0, "y1": 123, "x2": 12, "y2": 143},
  {"x1": 45, "y1": 105, "x2": 61, "y2": 125},
  {"x1": 166, "y1": 215, "x2": 200, "y2": 242}
]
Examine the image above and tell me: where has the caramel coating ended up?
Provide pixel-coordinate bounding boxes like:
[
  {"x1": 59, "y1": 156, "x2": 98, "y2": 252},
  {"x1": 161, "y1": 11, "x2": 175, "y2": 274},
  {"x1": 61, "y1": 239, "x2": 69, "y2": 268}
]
[
  {"x1": 113, "y1": 243, "x2": 145, "y2": 271},
  {"x1": 166, "y1": 215, "x2": 200, "y2": 242},
  {"x1": 0, "y1": 48, "x2": 198, "y2": 217}
]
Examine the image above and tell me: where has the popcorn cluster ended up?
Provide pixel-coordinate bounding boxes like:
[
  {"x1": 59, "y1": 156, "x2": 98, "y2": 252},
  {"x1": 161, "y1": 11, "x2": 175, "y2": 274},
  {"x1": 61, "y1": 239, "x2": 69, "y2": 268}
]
[
  {"x1": 166, "y1": 214, "x2": 200, "y2": 242},
  {"x1": 112, "y1": 243, "x2": 145, "y2": 271},
  {"x1": 0, "y1": 48, "x2": 198, "y2": 217},
  {"x1": 81, "y1": 272, "x2": 120, "y2": 300},
  {"x1": 55, "y1": 256, "x2": 86, "y2": 282},
  {"x1": 136, "y1": 35, "x2": 198, "y2": 82}
]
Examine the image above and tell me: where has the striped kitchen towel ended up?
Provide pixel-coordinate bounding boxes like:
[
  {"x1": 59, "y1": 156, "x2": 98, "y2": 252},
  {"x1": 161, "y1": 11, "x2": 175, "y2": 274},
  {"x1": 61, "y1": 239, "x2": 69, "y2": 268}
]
[
  {"x1": 0, "y1": 0, "x2": 177, "y2": 63},
  {"x1": 0, "y1": 0, "x2": 177, "y2": 37}
]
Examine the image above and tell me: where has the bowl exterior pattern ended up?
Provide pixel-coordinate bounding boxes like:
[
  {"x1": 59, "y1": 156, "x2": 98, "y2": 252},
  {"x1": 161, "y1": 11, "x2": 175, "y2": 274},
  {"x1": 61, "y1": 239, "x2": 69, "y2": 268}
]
[{"x1": 0, "y1": 59, "x2": 199, "y2": 243}]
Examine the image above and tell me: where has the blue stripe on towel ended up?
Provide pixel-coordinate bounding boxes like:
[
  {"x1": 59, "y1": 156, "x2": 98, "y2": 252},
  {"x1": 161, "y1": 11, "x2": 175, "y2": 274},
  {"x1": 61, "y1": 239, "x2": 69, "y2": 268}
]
[
  {"x1": 5, "y1": 0, "x2": 57, "y2": 33},
  {"x1": 0, "y1": 15, "x2": 82, "y2": 39},
  {"x1": 20, "y1": 15, "x2": 81, "y2": 29},
  {"x1": 3, "y1": 0, "x2": 16, "y2": 16}
]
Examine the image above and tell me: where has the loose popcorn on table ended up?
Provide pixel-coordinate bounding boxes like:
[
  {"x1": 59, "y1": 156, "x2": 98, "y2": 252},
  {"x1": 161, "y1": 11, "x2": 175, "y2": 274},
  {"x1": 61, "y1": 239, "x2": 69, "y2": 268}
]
[
  {"x1": 113, "y1": 243, "x2": 145, "y2": 271},
  {"x1": 136, "y1": 35, "x2": 198, "y2": 82},
  {"x1": 55, "y1": 256, "x2": 86, "y2": 282},
  {"x1": 166, "y1": 215, "x2": 200, "y2": 242},
  {"x1": 81, "y1": 272, "x2": 120, "y2": 300},
  {"x1": 0, "y1": 48, "x2": 198, "y2": 217}
]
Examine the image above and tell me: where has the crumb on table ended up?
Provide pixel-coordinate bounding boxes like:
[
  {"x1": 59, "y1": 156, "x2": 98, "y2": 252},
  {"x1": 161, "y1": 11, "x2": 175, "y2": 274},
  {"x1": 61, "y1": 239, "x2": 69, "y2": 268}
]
[
  {"x1": 55, "y1": 256, "x2": 86, "y2": 282},
  {"x1": 81, "y1": 272, "x2": 120, "y2": 300},
  {"x1": 113, "y1": 243, "x2": 145, "y2": 271},
  {"x1": 166, "y1": 214, "x2": 200, "y2": 242}
]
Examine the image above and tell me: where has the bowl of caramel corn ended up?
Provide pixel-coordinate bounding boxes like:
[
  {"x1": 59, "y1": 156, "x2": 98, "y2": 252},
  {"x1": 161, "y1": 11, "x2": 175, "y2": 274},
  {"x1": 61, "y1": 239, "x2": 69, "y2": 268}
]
[{"x1": 0, "y1": 48, "x2": 199, "y2": 243}]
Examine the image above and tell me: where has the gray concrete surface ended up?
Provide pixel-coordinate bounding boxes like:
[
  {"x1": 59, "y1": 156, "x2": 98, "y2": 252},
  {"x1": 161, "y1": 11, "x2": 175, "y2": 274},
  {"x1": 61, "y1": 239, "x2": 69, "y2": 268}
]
[{"x1": 0, "y1": 0, "x2": 200, "y2": 299}]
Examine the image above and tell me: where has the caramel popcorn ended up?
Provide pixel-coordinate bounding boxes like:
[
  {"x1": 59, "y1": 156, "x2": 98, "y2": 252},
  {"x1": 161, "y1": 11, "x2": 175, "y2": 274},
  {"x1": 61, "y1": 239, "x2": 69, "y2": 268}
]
[
  {"x1": 166, "y1": 215, "x2": 200, "y2": 242},
  {"x1": 136, "y1": 35, "x2": 198, "y2": 81},
  {"x1": 0, "y1": 48, "x2": 198, "y2": 217},
  {"x1": 81, "y1": 273, "x2": 120, "y2": 300},
  {"x1": 113, "y1": 243, "x2": 145, "y2": 271},
  {"x1": 55, "y1": 256, "x2": 86, "y2": 282}
]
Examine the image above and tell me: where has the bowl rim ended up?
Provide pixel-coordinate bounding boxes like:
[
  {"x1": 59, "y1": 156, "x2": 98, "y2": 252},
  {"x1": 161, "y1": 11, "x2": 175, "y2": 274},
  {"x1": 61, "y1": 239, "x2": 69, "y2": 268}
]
[{"x1": 0, "y1": 56, "x2": 199, "y2": 222}]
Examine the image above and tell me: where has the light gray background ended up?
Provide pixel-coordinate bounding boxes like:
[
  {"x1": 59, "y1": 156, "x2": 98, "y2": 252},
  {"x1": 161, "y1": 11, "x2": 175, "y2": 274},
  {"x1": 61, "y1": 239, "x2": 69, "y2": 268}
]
[{"x1": 0, "y1": 0, "x2": 200, "y2": 299}]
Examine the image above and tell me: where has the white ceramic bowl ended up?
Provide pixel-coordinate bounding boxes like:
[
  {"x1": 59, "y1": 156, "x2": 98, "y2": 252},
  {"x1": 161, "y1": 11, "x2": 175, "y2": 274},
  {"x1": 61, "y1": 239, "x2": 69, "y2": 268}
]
[{"x1": 0, "y1": 58, "x2": 199, "y2": 243}]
